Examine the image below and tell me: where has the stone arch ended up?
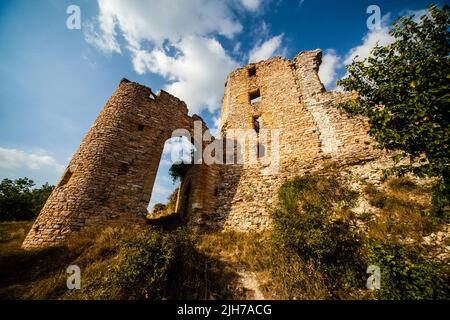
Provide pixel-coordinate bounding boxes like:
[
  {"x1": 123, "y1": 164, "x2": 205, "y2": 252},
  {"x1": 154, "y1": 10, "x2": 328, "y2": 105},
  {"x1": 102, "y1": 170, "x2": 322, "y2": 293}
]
[{"x1": 22, "y1": 79, "x2": 209, "y2": 249}]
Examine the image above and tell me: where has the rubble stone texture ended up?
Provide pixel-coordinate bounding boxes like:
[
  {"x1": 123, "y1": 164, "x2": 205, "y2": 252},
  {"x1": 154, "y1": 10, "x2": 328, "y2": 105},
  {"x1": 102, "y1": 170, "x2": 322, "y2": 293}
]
[
  {"x1": 194, "y1": 49, "x2": 383, "y2": 231},
  {"x1": 22, "y1": 79, "x2": 209, "y2": 248},
  {"x1": 23, "y1": 49, "x2": 386, "y2": 249}
]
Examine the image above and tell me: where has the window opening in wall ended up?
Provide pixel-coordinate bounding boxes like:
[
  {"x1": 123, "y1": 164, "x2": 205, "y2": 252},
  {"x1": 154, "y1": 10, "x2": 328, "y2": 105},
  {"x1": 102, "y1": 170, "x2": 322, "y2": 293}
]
[
  {"x1": 248, "y1": 66, "x2": 256, "y2": 77},
  {"x1": 118, "y1": 162, "x2": 130, "y2": 175},
  {"x1": 258, "y1": 143, "x2": 265, "y2": 158},
  {"x1": 59, "y1": 168, "x2": 73, "y2": 187},
  {"x1": 253, "y1": 115, "x2": 262, "y2": 134},
  {"x1": 138, "y1": 124, "x2": 145, "y2": 131},
  {"x1": 249, "y1": 89, "x2": 261, "y2": 104}
]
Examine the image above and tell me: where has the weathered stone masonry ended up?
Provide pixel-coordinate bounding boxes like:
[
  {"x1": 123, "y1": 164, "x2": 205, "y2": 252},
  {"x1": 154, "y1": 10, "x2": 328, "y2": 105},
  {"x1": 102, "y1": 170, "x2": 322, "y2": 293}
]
[
  {"x1": 192, "y1": 49, "x2": 382, "y2": 231},
  {"x1": 23, "y1": 49, "x2": 384, "y2": 249},
  {"x1": 22, "y1": 79, "x2": 209, "y2": 248}
]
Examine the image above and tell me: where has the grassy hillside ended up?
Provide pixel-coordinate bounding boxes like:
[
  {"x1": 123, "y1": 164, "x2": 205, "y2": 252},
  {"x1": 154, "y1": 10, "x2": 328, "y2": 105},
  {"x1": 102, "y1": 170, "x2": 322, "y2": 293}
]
[
  {"x1": 0, "y1": 171, "x2": 448, "y2": 300},
  {"x1": 270, "y1": 173, "x2": 449, "y2": 299}
]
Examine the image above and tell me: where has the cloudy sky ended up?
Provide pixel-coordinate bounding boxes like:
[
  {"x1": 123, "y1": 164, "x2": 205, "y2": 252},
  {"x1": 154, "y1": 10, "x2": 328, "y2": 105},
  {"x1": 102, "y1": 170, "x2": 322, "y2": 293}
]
[{"x1": 0, "y1": 0, "x2": 434, "y2": 209}]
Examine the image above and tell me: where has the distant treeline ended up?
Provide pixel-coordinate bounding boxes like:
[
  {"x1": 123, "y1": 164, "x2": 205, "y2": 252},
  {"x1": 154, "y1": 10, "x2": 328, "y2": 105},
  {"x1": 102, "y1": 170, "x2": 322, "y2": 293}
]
[{"x1": 0, "y1": 178, "x2": 54, "y2": 221}]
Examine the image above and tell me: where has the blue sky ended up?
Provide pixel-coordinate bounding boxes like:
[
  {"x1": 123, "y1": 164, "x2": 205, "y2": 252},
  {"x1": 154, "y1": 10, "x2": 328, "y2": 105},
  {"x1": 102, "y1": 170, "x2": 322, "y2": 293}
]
[{"x1": 0, "y1": 0, "x2": 436, "y2": 209}]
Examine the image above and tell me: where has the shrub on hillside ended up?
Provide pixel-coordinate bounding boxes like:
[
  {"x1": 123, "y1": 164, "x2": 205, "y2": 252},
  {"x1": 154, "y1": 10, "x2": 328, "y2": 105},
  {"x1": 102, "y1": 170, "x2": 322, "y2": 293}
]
[
  {"x1": 271, "y1": 173, "x2": 450, "y2": 300},
  {"x1": 0, "y1": 178, "x2": 53, "y2": 221},
  {"x1": 66, "y1": 226, "x2": 206, "y2": 300},
  {"x1": 271, "y1": 174, "x2": 365, "y2": 299},
  {"x1": 365, "y1": 240, "x2": 449, "y2": 300},
  {"x1": 0, "y1": 224, "x2": 220, "y2": 300}
]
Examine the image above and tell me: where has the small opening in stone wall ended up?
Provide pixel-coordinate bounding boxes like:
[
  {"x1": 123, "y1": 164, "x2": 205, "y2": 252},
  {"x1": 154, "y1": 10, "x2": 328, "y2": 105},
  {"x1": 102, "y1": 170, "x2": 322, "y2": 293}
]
[
  {"x1": 248, "y1": 66, "x2": 256, "y2": 77},
  {"x1": 249, "y1": 89, "x2": 261, "y2": 104},
  {"x1": 58, "y1": 168, "x2": 73, "y2": 187},
  {"x1": 118, "y1": 162, "x2": 130, "y2": 175},
  {"x1": 149, "y1": 89, "x2": 157, "y2": 100},
  {"x1": 258, "y1": 143, "x2": 265, "y2": 158},
  {"x1": 214, "y1": 187, "x2": 219, "y2": 197},
  {"x1": 253, "y1": 115, "x2": 262, "y2": 134},
  {"x1": 138, "y1": 124, "x2": 145, "y2": 131}
]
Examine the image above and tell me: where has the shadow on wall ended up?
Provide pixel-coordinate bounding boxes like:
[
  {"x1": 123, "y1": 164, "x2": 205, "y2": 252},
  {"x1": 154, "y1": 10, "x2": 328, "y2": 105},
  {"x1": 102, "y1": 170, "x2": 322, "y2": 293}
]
[{"x1": 203, "y1": 138, "x2": 244, "y2": 231}]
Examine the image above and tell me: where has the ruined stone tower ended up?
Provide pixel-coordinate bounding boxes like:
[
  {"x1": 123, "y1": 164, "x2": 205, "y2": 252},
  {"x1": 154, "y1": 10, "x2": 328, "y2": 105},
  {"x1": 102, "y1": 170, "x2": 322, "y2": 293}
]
[
  {"x1": 23, "y1": 49, "x2": 383, "y2": 249},
  {"x1": 22, "y1": 79, "x2": 209, "y2": 248},
  {"x1": 194, "y1": 49, "x2": 381, "y2": 231}
]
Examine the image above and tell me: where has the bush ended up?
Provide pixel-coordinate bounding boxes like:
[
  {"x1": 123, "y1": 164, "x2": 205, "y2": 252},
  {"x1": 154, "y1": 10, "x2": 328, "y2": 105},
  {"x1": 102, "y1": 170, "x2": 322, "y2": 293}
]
[
  {"x1": 271, "y1": 173, "x2": 450, "y2": 300},
  {"x1": 366, "y1": 240, "x2": 449, "y2": 300},
  {"x1": 0, "y1": 224, "x2": 221, "y2": 300},
  {"x1": 0, "y1": 178, "x2": 54, "y2": 221},
  {"x1": 151, "y1": 203, "x2": 167, "y2": 214},
  {"x1": 67, "y1": 226, "x2": 204, "y2": 300},
  {"x1": 271, "y1": 174, "x2": 365, "y2": 299}
]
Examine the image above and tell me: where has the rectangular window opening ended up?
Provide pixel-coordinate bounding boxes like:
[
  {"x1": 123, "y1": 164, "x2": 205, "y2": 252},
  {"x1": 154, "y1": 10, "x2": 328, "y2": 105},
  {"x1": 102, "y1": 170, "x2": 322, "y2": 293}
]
[
  {"x1": 138, "y1": 124, "x2": 145, "y2": 131},
  {"x1": 248, "y1": 66, "x2": 256, "y2": 77},
  {"x1": 249, "y1": 89, "x2": 261, "y2": 104},
  {"x1": 58, "y1": 169, "x2": 73, "y2": 187},
  {"x1": 258, "y1": 143, "x2": 265, "y2": 159},
  {"x1": 253, "y1": 115, "x2": 262, "y2": 134}
]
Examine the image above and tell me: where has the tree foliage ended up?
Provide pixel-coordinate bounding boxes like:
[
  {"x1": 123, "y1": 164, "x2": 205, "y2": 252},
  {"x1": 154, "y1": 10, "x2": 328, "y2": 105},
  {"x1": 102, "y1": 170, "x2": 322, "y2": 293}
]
[
  {"x1": 0, "y1": 178, "x2": 54, "y2": 221},
  {"x1": 337, "y1": 4, "x2": 449, "y2": 216}
]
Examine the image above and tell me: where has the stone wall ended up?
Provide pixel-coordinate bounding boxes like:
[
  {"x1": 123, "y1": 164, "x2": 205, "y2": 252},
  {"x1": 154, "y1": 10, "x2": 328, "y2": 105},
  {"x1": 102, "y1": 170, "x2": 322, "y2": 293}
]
[
  {"x1": 23, "y1": 49, "x2": 389, "y2": 248},
  {"x1": 195, "y1": 49, "x2": 385, "y2": 231},
  {"x1": 22, "y1": 79, "x2": 208, "y2": 248}
]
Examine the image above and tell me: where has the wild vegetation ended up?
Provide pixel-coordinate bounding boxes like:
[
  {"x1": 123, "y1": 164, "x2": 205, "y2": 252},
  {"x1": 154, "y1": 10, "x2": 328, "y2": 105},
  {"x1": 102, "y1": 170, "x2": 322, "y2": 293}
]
[
  {"x1": 0, "y1": 178, "x2": 53, "y2": 222},
  {"x1": 337, "y1": 4, "x2": 450, "y2": 219},
  {"x1": 270, "y1": 173, "x2": 449, "y2": 299},
  {"x1": 0, "y1": 4, "x2": 448, "y2": 301},
  {"x1": 0, "y1": 171, "x2": 448, "y2": 300}
]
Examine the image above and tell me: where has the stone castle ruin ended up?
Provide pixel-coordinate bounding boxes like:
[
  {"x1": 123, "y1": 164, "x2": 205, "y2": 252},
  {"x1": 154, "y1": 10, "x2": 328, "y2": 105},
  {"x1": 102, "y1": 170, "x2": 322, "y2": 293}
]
[{"x1": 23, "y1": 49, "x2": 384, "y2": 249}]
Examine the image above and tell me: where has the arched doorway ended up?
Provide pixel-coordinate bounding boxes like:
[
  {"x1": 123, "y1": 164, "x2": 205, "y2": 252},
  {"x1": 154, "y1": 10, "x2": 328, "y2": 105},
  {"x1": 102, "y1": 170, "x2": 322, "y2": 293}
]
[{"x1": 147, "y1": 136, "x2": 196, "y2": 218}]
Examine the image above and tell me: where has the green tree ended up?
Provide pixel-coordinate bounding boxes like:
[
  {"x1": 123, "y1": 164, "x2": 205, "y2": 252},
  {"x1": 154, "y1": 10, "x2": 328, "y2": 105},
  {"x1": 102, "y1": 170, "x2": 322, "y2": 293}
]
[
  {"x1": 0, "y1": 178, "x2": 34, "y2": 221},
  {"x1": 0, "y1": 178, "x2": 54, "y2": 221},
  {"x1": 337, "y1": 4, "x2": 449, "y2": 216}
]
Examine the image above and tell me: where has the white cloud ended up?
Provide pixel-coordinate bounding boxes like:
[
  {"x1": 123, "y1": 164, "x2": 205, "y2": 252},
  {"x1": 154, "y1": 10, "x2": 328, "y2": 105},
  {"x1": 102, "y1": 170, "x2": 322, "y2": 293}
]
[
  {"x1": 320, "y1": 13, "x2": 397, "y2": 90},
  {"x1": 0, "y1": 147, "x2": 64, "y2": 172},
  {"x1": 240, "y1": 0, "x2": 262, "y2": 11},
  {"x1": 87, "y1": 0, "x2": 243, "y2": 49},
  {"x1": 152, "y1": 185, "x2": 172, "y2": 197},
  {"x1": 248, "y1": 34, "x2": 284, "y2": 63},
  {"x1": 84, "y1": 0, "x2": 244, "y2": 114},
  {"x1": 318, "y1": 49, "x2": 341, "y2": 87},
  {"x1": 83, "y1": 12, "x2": 121, "y2": 54},
  {"x1": 343, "y1": 14, "x2": 394, "y2": 65},
  {"x1": 131, "y1": 35, "x2": 238, "y2": 113}
]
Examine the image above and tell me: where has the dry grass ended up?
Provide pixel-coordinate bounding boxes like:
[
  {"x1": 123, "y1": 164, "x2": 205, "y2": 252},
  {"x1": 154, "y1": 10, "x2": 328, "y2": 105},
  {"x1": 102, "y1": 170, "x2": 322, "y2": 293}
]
[
  {"x1": 0, "y1": 222, "x2": 256, "y2": 300},
  {"x1": 0, "y1": 175, "x2": 446, "y2": 300},
  {"x1": 363, "y1": 176, "x2": 437, "y2": 242}
]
